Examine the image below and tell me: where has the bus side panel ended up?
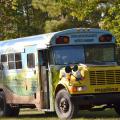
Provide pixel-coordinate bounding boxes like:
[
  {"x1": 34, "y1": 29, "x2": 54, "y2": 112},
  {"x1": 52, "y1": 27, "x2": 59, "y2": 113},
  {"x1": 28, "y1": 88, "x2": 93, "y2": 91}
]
[{"x1": 1, "y1": 46, "x2": 40, "y2": 107}]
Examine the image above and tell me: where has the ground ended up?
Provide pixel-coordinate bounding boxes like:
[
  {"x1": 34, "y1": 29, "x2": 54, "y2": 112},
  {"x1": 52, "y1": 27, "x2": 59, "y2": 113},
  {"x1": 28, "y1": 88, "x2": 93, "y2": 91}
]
[{"x1": 0, "y1": 108, "x2": 119, "y2": 120}]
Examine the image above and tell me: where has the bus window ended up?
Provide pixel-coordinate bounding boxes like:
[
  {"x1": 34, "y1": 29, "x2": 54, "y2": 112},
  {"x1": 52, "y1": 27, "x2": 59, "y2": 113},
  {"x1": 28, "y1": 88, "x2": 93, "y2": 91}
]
[
  {"x1": 27, "y1": 53, "x2": 35, "y2": 68},
  {"x1": 8, "y1": 53, "x2": 15, "y2": 69},
  {"x1": 8, "y1": 53, "x2": 22, "y2": 69},
  {"x1": 1, "y1": 54, "x2": 7, "y2": 62},
  {"x1": 85, "y1": 45, "x2": 115, "y2": 64},
  {"x1": 38, "y1": 50, "x2": 48, "y2": 66},
  {"x1": 15, "y1": 53, "x2": 22, "y2": 69},
  {"x1": 52, "y1": 46, "x2": 85, "y2": 65}
]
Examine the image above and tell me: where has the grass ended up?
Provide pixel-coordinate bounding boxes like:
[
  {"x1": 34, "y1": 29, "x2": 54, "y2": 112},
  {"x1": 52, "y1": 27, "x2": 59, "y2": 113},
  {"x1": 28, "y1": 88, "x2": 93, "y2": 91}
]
[{"x1": 0, "y1": 108, "x2": 120, "y2": 120}]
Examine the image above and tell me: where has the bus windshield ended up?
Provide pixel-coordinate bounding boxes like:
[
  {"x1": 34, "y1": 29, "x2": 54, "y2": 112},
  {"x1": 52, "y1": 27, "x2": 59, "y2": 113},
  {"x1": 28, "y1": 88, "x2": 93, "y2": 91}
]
[
  {"x1": 52, "y1": 45, "x2": 115, "y2": 65},
  {"x1": 52, "y1": 46, "x2": 85, "y2": 65},
  {"x1": 85, "y1": 45, "x2": 115, "y2": 64}
]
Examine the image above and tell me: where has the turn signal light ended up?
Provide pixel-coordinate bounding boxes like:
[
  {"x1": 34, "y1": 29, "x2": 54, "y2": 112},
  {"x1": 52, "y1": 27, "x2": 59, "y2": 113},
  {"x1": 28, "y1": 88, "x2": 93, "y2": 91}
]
[
  {"x1": 99, "y1": 34, "x2": 112, "y2": 42},
  {"x1": 56, "y1": 36, "x2": 69, "y2": 44},
  {"x1": 69, "y1": 86, "x2": 87, "y2": 93}
]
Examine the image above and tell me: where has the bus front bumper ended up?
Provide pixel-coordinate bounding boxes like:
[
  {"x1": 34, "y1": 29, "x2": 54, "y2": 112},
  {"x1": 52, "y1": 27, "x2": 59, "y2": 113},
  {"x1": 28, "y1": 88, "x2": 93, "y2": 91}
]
[{"x1": 70, "y1": 92, "x2": 120, "y2": 106}]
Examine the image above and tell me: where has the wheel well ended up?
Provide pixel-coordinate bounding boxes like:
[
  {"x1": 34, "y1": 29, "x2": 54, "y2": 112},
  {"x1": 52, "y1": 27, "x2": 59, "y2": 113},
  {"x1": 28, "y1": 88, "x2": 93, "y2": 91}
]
[
  {"x1": 55, "y1": 84, "x2": 66, "y2": 96},
  {"x1": 0, "y1": 89, "x2": 3, "y2": 92}
]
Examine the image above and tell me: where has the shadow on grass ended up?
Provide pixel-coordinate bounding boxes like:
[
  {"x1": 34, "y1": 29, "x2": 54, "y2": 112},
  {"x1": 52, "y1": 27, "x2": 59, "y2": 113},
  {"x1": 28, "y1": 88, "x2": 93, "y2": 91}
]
[
  {"x1": 19, "y1": 112, "x2": 57, "y2": 118},
  {"x1": 75, "y1": 109, "x2": 120, "y2": 119},
  {"x1": 0, "y1": 109, "x2": 120, "y2": 120}
]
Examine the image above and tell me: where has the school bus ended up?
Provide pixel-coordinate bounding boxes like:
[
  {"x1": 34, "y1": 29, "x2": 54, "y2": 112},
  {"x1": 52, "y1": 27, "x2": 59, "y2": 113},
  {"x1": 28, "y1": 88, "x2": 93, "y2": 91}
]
[{"x1": 0, "y1": 28, "x2": 120, "y2": 119}]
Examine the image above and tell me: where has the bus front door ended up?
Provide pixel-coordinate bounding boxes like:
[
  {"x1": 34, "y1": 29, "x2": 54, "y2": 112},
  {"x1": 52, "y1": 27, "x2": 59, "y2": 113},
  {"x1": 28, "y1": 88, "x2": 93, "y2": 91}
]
[{"x1": 38, "y1": 50, "x2": 50, "y2": 109}]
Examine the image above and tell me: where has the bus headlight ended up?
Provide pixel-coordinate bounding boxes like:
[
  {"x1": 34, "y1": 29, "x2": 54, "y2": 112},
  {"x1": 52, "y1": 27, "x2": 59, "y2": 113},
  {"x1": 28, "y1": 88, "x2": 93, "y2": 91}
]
[{"x1": 77, "y1": 86, "x2": 87, "y2": 91}]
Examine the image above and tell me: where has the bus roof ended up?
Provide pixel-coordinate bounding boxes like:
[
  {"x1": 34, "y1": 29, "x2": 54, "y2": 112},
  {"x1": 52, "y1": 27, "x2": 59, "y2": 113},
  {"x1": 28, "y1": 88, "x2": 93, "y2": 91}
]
[{"x1": 0, "y1": 28, "x2": 113, "y2": 53}]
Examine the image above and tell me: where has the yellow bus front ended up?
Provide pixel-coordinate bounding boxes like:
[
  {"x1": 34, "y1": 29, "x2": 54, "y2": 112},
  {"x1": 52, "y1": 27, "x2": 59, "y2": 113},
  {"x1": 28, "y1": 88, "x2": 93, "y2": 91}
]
[{"x1": 50, "y1": 28, "x2": 120, "y2": 119}]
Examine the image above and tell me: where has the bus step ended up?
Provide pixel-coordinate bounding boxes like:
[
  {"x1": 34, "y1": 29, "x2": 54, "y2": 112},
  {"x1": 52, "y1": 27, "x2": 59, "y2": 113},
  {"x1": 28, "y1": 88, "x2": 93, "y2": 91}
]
[{"x1": 89, "y1": 105, "x2": 113, "y2": 111}]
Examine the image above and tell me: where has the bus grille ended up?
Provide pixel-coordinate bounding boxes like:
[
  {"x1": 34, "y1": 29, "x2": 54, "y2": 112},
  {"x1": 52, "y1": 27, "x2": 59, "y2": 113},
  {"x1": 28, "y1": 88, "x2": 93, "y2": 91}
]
[{"x1": 89, "y1": 70, "x2": 120, "y2": 85}]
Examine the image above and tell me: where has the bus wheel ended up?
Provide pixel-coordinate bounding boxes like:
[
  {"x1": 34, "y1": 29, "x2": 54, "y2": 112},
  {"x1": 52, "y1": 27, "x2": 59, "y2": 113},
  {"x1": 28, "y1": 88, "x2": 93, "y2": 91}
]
[
  {"x1": 0, "y1": 92, "x2": 19, "y2": 117},
  {"x1": 114, "y1": 104, "x2": 120, "y2": 115},
  {"x1": 0, "y1": 91, "x2": 7, "y2": 116},
  {"x1": 55, "y1": 89, "x2": 78, "y2": 119},
  {"x1": 7, "y1": 106, "x2": 20, "y2": 117}
]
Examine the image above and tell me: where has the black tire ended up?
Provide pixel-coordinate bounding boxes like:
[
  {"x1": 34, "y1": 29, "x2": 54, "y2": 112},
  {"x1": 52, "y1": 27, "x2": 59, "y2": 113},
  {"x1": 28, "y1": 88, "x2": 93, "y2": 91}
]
[
  {"x1": 55, "y1": 89, "x2": 78, "y2": 120},
  {"x1": 0, "y1": 92, "x2": 19, "y2": 117},
  {"x1": 0, "y1": 91, "x2": 8, "y2": 117},
  {"x1": 7, "y1": 106, "x2": 20, "y2": 117},
  {"x1": 114, "y1": 104, "x2": 120, "y2": 116}
]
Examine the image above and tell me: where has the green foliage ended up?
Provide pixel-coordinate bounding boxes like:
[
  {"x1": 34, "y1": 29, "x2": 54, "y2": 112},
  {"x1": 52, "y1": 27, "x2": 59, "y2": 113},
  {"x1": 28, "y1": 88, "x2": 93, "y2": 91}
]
[
  {"x1": 32, "y1": 0, "x2": 71, "y2": 33},
  {"x1": 100, "y1": 0, "x2": 120, "y2": 43},
  {"x1": 1, "y1": 0, "x2": 120, "y2": 42},
  {"x1": 11, "y1": 0, "x2": 46, "y2": 36},
  {"x1": 0, "y1": 0, "x2": 47, "y2": 40},
  {"x1": 32, "y1": 0, "x2": 98, "y2": 33},
  {"x1": 0, "y1": 0, "x2": 17, "y2": 40},
  {"x1": 32, "y1": 0, "x2": 62, "y2": 17}
]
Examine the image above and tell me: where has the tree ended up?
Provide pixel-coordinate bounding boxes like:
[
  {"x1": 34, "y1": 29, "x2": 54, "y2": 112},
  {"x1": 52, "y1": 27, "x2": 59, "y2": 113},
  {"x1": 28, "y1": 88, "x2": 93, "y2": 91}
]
[
  {"x1": 32, "y1": 0, "x2": 108, "y2": 33},
  {"x1": 12, "y1": 0, "x2": 47, "y2": 36},
  {"x1": 0, "y1": 0, "x2": 48, "y2": 40},
  {"x1": 0, "y1": 0, "x2": 17, "y2": 40},
  {"x1": 99, "y1": 0, "x2": 120, "y2": 43},
  {"x1": 1, "y1": 0, "x2": 120, "y2": 42},
  {"x1": 32, "y1": 0, "x2": 88, "y2": 33}
]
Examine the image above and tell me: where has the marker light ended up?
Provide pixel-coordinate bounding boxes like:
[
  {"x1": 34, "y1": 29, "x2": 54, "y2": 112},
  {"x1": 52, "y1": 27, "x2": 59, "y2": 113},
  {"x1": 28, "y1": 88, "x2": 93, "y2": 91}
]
[
  {"x1": 56, "y1": 36, "x2": 69, "y2": 44},
  {"x1": 99, "y1": 34, "x2": 112, "y2": 42}
]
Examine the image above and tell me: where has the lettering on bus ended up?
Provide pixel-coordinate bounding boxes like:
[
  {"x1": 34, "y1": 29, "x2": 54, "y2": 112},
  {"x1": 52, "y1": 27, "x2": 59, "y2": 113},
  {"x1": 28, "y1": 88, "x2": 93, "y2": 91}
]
[
  {"x1": 74, "y1": 39, "x2": 94, "y2": 43},
  {"x1": 95, "y1": 87, "x2": 118, "y2": 93},
  {"x1": 71, "y1": 34, "x2": 97, "y2": 38}
]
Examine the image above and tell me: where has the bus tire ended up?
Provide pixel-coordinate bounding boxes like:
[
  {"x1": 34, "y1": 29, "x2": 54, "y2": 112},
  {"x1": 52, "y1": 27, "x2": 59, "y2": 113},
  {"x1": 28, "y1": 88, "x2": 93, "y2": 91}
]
[
  {"x1": 114, "y1": 104, "x2": 120, "y2": 116},
  {"x1": 55, "y1": 89, "x2": 78, "y2": 119},
  {"x1": 0, "y1": 92, "x2": 19, "y2": 117},
  {"x1": 0, "y1": 91, "x2": 8, "y2": 116},
  {"x1": 7, "y1": 106, "x2": 20, "y2": 117}
]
